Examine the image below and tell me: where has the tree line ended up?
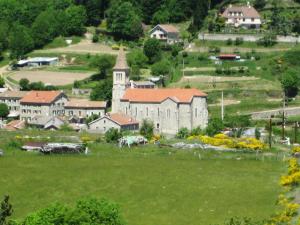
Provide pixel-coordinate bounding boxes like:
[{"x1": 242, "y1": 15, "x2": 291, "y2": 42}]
[{"x1": 0, "y1": 0, "x2": 225, "y2": 59}]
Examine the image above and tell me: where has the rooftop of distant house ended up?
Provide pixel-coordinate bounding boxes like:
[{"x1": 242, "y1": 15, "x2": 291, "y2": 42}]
[
  {"x1": 65, "y1": 99, "x2": 107, "y2": 109},
  {"x1": 20, "y1": 91, "x2": 65, "y2": 104},
  {"x1": 0, "y1": 91, "x2": 28, "y2": 99},
  {"x1": 151, "y1": 24, "x2": 179, "y2": 33},
  {"x1": 89, "y1": 113, "x2": 138, "y2": 126},
  {"x1": 222, "y1": 4, "x2": 261, "y2": 18},
  {"x1": 122, "y1": 88, "x2": 207, "y2": 103}
]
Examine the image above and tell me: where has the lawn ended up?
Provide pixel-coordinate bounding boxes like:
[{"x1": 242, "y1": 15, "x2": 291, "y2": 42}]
[{"x1": 0, "y1": 131, "x2": 285, "y2": 225}]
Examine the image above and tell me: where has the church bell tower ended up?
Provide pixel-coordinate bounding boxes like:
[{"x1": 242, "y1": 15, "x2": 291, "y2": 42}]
[{"x1": 112, "y1": 48, "x2": 129, "y2": 113}]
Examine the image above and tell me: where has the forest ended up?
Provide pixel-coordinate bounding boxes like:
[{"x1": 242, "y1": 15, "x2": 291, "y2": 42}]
[{"x1": 0, "y1": 0, "x2": 226, "y2": 59}]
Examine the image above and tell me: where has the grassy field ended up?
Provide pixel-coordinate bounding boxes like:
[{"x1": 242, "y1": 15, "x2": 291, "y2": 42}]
[{"x1": 0, "y1": 131, "x2": 285, "y2": 225}]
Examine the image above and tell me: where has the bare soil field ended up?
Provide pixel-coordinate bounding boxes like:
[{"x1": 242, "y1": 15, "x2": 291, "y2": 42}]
[
  {"x1": 35, "y1": 39, "x2": 119, "y2": 55},
  {"x1": 9, "y1": 70, "x2": 92, "y2": 86}
]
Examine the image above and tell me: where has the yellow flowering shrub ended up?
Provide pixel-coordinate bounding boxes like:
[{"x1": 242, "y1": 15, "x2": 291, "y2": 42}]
[
  {"x1": 292, "y1": 146, "x2": 300, "y2": 153},
  {"x1": 280, "y1": 159, "x2": 300, "y2": 187},
  {"x1": 270, "y1": 195, "x2": 299, "y2": 224},
  {"x1": 150, "y1": 135, "x2": 161, "y2": 144},
  {"x1": 197, "y1": 134, "x2": 266, "y2": 151},
  {"x1": 111, "y1": 45, "x2": 120, "y2": 50},
  {"x1": 80, "y1": 136, "x2": 92, "y2": 143}
]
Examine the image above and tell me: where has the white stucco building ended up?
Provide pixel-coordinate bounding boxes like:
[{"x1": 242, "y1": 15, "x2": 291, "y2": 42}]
[
  {"x1": 221, "y1": 3, "x2": 262, "y2": 28},
  {"x1": 99, "y1": 48, "x2": 209, "y2": 135},
  {"x1": 149, "y1": 24, "x2": 180, "y2": 44}
]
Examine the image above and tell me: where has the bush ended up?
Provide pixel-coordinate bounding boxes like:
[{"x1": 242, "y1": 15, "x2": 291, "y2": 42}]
[
  {"x1": 235, "y1": 37, "x2": 244, "y2": 46},
  {"x1": 105, "y1": 128, "x2": 122, "y2": 143},
  {"x1": 182, "y1": 51, "x2": 188, "y2": 58},
  {"x1": 226, "y1": 38, "x2": 233, "y2": 45},
  {"x1": 0, "y1": 103, "x2": 9, "y2": 119},
  {"x1": 140, "y1": 119, "x2": 154, "y2": 140},
  {"x1": 206, "y1": 118, "x2": 224, "y2": 136},
  {"x1": 92, "y1": 34, "x2": 99, "y2": 43},
  {"x1": 177, "y1": 128, "x2": 189, "y2": 139}
]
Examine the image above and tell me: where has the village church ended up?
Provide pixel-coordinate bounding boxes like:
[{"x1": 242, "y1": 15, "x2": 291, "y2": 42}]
[{"x1": 89, "y1": 48, "x2": 209, "y2": 135}]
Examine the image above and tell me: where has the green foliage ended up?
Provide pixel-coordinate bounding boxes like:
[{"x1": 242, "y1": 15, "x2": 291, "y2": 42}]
[
  {"x1": 107, "y1": 1, "x2": 143, "y2": 40},
  {"x1": 176, "y1": 127, "x2": 189, "y2": 139},
  {"x1": 140, "y1": 119, "x2": 154, "y2": 140},
  {"x1": 90, "y1": 79, "x2": 113, "y2": 103},
  {"x1": 218, "y1": 217, "x2": 265, "y2": 225},
  {"x1": 65, "y1": 5, "x2": 87, "y2": 36},
  {"x1": 105, "y1": 128, "x2": 122, "y2": 143},
  {"x1": 190, "y1": 126, "x2": 202, "y2": 136},
  {"x1": 255, "y1": 127, "x2": 261, "y2": 140},
  {"x1": 280, "y1": 69, "x2": 299, "y2": 98},
  {"x1": 92, "y1": 34, "x2": 99, "y2": 43},
  {"x1": 151, "y1": 59, "x2": 171, "y2": 76},
  {"x1": 19, "y1": 78, "x2": 30, "y2": 91},
  {"x1": 9, "y1": 24, "x2": 34, "y2": 59},
  {"x1": 0, "y1": 195, "x2": 13, "y2": 225},
  {"x1": 254, "y1": 0, "x2": 267, "y2": 10},
  {"x1": 0, "y1": 77, "x2": 4, "y2": 88},
  {"x1": 90, "y1": 55, "x2": 115, "y2": 79},
  {"x1": 127, "y1": 49, "x2": 148, "y2": 68},
  {"x1": 0, "y1": 103, "x2": 9, "y2": 119},
  {"x1": 206, "y1": 118, "x2": 224, "y2": 136},
  {"x1": 224, "y1": 115, "x2": 251, "y2": 128},
  {"x1": 20, "y1": 197, "x2": 124, "y2": 225},
  {"x1": 257, "y1": 33, "x2": 277, "y2": 47},
  {"x1": 59, "y1": 123, "x2": 74, "y2": 132},
  {"x1": 143, "y1": 38, "x2": 161, "y2": 64}
]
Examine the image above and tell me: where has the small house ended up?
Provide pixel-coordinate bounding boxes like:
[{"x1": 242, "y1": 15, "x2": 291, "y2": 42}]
[
  {"x1": 88, "y1": 113, "x2": 139, "y2": 134},
  {"x1": 150, "y1": 24, "x2": 180, "y2": 44}
]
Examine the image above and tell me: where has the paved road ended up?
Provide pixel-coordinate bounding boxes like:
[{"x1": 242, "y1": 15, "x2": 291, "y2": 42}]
[
  {"x1": 0, "y1": 65, "x2": 19, "y2": 91},
  {"x1": 251, "y1": 107, "x2": 300, "y2": 120},
  {"x1": 199, "y1": 33, "x2": 300, "y2": 43}
]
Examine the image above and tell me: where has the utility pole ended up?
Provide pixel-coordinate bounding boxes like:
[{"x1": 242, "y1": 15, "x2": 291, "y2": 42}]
[
  {"x1": 282, "y1": 91, "x2": 286, "y2": 140},
  {"x1": 269, "y1": 118, "x2": 272, "y2": 149},
  {"x1": 295, "y1": 122, "x2": 299, "y2": 144},
  {"x1": 221, "y1": 91, "x2": 224, "y2": 121}
]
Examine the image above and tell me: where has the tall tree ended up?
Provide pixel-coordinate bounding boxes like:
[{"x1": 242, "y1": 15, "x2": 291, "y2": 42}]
[
  {"x1": 8, "y1": 24, "x2": 34, "y2": 59},
  {"x1": 65, "y1": 5, "x2": 87, "y2": 36},
  {"x1": 141, "y1": 0, "x2": 163, "y2": 24},
  {"x1": 107, "y1": 1, "x2": 143, "y2": 40},
  {"x1": 189, "y1": 0, "x2": 208, "y2": 33}
]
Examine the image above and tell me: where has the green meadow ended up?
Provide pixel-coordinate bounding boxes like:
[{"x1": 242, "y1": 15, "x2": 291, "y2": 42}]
[{"x1": 0, "y1": 131, "x2": 285, "y2": 225}]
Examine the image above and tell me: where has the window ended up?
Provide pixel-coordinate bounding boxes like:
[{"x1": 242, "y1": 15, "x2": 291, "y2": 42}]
[
  {"x1": 167, "y1": 109, "x2": 170, "y2": 118},
  {"x1": 146, "y1": 107, "x2": 149, "y2": 117},
  {"x1": 135, "y1": 107, "x2": 137, "y2": 116},
  {"x1": 104, "y1": 120, "x2": 106, "y2": 124},
  {"x1": 157, "y1": 108, "x2": 160, "y2": 117},
  {"x1": 195, "y1": 108, "x2": 198, "y2": 118},
  {"x1": 157, "y1": 123, "x2": 160, "y2": 129},
  {"x1": 251, "y1": 18, "x2": 254, "y2": 22}
]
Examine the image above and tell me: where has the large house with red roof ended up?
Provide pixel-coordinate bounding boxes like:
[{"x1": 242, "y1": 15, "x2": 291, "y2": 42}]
[
  {"x1": 90, "y1": 48, "x2": 208, "y2": 135},
  {"x1": 20, "y1": 91, "x2": 68, "y2": 121},
  {"x1": 221, "y1": 3, "x2": 262, "y2": 28}
]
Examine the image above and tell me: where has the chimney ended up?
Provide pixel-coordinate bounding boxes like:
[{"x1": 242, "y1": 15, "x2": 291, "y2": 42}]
[{"x1": 130, "y1": 80, "x2": 134, "y2": 89}]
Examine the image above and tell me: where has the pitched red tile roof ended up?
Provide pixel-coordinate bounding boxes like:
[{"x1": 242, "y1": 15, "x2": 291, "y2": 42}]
[
  {"x1": 106, "y1": 113, "x2": 138, "y2": 126},
  {"x1": 222, "y1": 6, "x2": 261, "y2": 18},
  {"x1": 121, "y1": 88, "x2": 207, "y2": 103},
  {"x1": 20, "y1": 91, "x2": 65, "y2": 104},
  {"x1": 65, "y1": 99, "x2": 107, "y2": 109}
]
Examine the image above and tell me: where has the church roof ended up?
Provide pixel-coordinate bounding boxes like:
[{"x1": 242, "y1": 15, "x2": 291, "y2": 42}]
[
  {"x1": 121, "y1": 88, "x2": 207, "y2": 103},
  {"x1": 113, "y1": 48, "x2": 129, "y2": 70}
]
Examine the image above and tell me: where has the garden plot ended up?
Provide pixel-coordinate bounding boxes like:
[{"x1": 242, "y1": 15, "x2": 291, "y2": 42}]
[
  {"x1": 9, "y1": 70, "x2": 93, "y2": 86},
  {"x1": 180, "y1": 75, "x2": 258, "y2": 83}
]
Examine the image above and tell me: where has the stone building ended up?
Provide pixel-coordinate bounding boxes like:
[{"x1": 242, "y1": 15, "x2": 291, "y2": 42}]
[
  {"x1": 0, "y1": 91, "x2": 28, "y2": 117},
  {"x1": 89, "y1": 113, "x2": 139, "y2": 133},
  {"x1": 64, "y1": 99, "x2": 106, "y2": 119},
  {"x1": 108, "y1": 48, "x2": 209, "y2": 135},
  {"x1": 20, "y1": 91, "x2": 68, "y2": 121}
]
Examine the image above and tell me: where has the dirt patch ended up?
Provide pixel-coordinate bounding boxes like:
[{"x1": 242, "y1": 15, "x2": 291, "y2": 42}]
[
  {"x1": 180, "y1": 75, "x2": 258, "y2": 83},
  {"x1": 183, "y1": 67, "x2": 215, "y2": 72},
  {"x1": 35, "y1": 39, "x2": 119, "y2": 55},
  {"x1": 9, "y1": 70, "x2": 92, "y2": 86},
  {"x1": 209, "y1": 99, "x2": 241, "y2": 107}
]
